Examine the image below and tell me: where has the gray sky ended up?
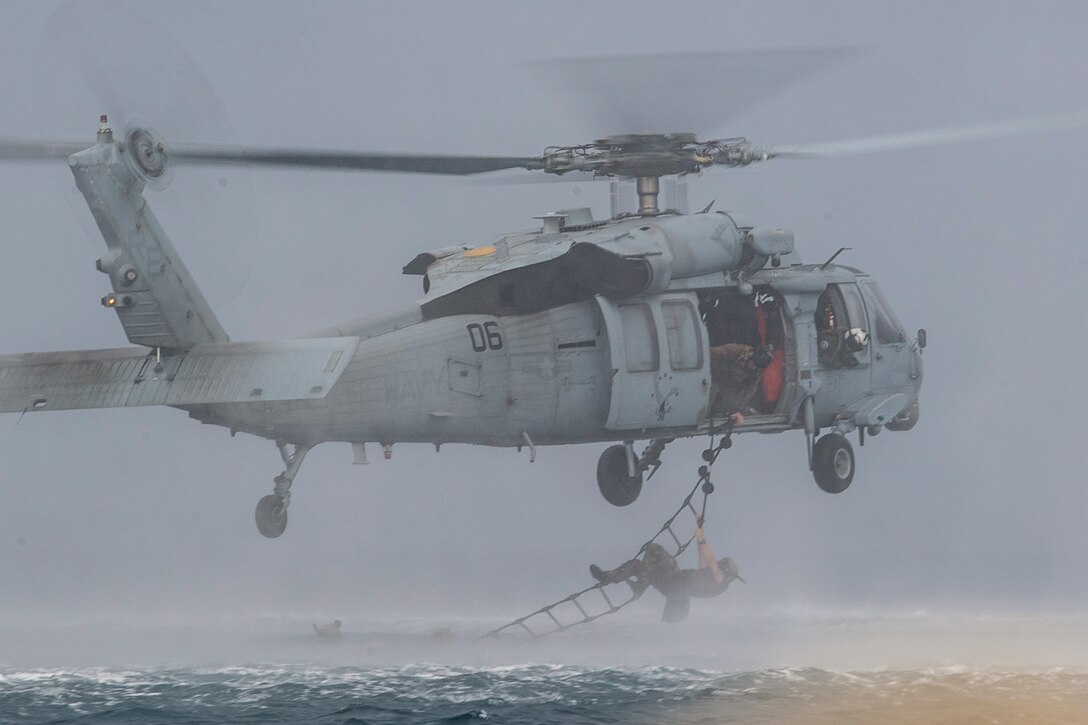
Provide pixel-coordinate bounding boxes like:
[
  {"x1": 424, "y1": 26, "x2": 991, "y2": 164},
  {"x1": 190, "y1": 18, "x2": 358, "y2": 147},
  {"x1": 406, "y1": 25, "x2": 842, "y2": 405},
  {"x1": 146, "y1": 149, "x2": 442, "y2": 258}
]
[{"x1": 0, "y1": 0, "x2": 1086, "y2": 638}]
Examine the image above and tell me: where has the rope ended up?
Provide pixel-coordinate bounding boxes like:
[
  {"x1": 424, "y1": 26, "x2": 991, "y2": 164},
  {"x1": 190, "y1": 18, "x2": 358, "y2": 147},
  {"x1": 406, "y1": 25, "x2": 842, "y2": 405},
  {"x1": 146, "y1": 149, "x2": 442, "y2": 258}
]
[{"x1": 481, "y1": 419, "x2": 735, "y2": 641}]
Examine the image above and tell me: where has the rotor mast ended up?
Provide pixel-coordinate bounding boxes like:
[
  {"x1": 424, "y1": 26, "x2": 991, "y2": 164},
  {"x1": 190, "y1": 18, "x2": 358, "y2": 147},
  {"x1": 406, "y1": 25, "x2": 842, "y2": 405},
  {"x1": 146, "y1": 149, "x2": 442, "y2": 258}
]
[{"x1": 635, "y1": 175, "x2": 660, "y2": 216}]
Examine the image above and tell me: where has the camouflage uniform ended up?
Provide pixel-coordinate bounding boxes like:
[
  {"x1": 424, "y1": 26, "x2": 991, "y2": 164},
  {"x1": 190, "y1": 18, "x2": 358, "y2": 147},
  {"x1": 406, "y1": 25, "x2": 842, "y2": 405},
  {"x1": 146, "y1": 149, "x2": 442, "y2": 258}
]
[
  {"x1": 709, "y1": 343, "x2": 765, "y2": 418},
  {"x1": 592, "y1": 543, "x2": 735, "y2": 623}
]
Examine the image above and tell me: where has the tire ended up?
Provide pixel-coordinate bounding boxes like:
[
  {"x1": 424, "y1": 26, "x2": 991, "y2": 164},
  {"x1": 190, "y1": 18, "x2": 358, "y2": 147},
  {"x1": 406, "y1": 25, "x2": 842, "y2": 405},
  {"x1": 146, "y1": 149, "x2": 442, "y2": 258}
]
[
  {"x1": 812, "y1": 433, "x2": 854, "y2": 494},
  {"x1": 885, "y1": 400, "x2": 919, "y2": 432},
  {"x1": 255, "y1": 494, "x2": 288, "y2": 538},
  {"x1": 596, "y1": 444, "x2": 643, "y2": 507}
]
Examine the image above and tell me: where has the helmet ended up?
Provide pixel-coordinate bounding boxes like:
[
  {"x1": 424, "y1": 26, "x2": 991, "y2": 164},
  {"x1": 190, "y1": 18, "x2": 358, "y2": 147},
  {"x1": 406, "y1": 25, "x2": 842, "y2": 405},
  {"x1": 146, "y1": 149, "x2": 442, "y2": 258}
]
[
  {"x1": 843, "y1": 327, "x2": 870, "y2": 352},
  {"x1": 718, "y1": 557, "x2": 746, "y2": 583}
]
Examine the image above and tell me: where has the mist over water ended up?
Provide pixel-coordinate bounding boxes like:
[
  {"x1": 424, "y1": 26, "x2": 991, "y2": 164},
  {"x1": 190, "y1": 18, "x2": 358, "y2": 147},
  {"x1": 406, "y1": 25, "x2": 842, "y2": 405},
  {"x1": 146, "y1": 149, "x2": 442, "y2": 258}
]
[
  {"x1": 3, "y1": 611, "x2": 1088, "y2": 723},
  {"x1": 3, "y1": 616, "x2": 1088, "y2": 723},
  {"x1": 1, "y1": 0, "x2": 1087, "y2": 721}
]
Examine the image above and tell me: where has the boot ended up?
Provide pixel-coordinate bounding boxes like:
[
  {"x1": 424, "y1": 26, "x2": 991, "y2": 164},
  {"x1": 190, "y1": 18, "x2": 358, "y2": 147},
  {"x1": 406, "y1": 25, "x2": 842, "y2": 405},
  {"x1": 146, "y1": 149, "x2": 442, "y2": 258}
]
[{"x1": 589, "y1": 559, "x2": 641, "y2": 585}]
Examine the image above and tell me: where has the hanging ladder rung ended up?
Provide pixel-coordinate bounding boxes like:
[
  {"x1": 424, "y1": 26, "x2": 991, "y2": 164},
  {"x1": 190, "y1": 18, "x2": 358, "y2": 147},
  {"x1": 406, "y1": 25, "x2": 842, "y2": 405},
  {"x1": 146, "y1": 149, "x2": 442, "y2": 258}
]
[{"x1": 481, "y1": 425, "x2": 731, "y2": 641}]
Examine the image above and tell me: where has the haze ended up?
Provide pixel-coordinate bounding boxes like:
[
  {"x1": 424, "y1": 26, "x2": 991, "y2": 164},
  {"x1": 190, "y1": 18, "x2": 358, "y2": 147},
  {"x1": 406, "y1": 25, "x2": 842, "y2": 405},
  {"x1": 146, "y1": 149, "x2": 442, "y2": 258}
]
[{"x1": 0, "y1": 0, "x2": 1085, "y2": 669}]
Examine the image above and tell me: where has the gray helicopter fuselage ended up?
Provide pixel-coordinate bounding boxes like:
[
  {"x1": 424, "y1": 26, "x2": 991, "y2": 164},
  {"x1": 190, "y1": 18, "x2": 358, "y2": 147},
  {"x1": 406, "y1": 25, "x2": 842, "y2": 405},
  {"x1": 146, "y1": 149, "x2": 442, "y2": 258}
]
[
  {"x1": 186, "y1": 212, "x2": 923, "y2": 452},
  {"x1": 58, "y1": 132, "x2": 918, "y2": 455}
]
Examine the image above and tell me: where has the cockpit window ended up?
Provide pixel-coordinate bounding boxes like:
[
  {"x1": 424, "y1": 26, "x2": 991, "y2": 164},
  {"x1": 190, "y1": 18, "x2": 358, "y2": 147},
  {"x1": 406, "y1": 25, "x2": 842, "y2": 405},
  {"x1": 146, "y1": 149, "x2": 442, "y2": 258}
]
[
  {"x1": 815, "y1": 284, "x2": 869, "y2": 369},
  {"x1": 839, "y1": 284, "x2": 867, "y2": 333},
  {"x1": 862, "y1": 282, "x2": 905, "y2": 344}
]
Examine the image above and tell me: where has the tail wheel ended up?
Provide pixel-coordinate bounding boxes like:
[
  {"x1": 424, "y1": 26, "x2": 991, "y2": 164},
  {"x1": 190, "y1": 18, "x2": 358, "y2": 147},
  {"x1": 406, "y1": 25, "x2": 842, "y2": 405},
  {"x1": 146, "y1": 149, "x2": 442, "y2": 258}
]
[
  {"x1": 255, "y1": 494, "x2": 288, "y2": 538},
  {"x1": 812, "y1": 433, "x2": 854, "y2": 494},
  {"x1": 596, "y1": 444, "x2": 643, "y2": 507}
]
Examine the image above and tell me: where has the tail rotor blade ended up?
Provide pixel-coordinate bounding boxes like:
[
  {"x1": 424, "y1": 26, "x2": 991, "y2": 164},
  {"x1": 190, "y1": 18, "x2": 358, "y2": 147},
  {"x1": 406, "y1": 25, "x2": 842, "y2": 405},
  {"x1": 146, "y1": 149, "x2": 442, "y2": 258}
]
[{"x1": 35, "y1": 0, "x2": 258, "y2": 310}]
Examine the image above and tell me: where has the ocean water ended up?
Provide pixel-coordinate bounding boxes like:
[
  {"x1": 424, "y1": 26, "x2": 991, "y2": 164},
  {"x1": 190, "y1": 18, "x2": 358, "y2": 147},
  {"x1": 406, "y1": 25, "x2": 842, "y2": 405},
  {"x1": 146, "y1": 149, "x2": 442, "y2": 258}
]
[
  {"x1": 2, "y1": 663, "x2": 1087, "y2": 724},
  {"x1": 2, "y1": 615, "x2": 1088, "y2": 723}
]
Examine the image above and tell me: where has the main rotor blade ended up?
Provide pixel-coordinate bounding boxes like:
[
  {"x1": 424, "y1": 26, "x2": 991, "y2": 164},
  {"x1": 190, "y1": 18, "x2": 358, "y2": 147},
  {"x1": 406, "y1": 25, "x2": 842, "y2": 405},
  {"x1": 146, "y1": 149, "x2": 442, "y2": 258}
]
[
  {"x1": 467, "y1": 169, "x2": 598, "y2": 185},
  {"x1": 527, "y1": 47, "x2": 855, "y2": 137},
  {"x1": 170, "y1": 145, "x2": 544, "y2": 175},
  {"x1": 763, "y1": 110, "x2": 1088, "y2": 159},
  {"x1": 0, "y1": 136, "x2": 544, "y2": 177},
  {"x1": 0, "y1": 137, "x2": 86, "y2": 160}
]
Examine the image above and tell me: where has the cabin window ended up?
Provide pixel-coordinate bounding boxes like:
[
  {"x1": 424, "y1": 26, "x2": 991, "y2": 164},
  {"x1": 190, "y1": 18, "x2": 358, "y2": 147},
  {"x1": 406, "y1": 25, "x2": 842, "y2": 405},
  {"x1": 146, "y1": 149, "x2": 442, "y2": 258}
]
[
  {"x1": 662, "y1": 300, "x2": 702, "y2": 371},
  {"x1": 619, "y1": 303, "x2": 659, "y2": 372}
]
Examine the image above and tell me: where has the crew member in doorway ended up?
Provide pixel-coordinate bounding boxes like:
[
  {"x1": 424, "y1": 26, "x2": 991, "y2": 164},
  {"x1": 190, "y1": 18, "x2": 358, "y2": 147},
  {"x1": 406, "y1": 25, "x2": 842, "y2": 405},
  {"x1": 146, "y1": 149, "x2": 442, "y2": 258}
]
[
  {"x1": 589, "y1": 512, "x2": 743, "y2": 623},
  {"x1": 709, "y1": 343, "x2": 774, "y2": 424}
]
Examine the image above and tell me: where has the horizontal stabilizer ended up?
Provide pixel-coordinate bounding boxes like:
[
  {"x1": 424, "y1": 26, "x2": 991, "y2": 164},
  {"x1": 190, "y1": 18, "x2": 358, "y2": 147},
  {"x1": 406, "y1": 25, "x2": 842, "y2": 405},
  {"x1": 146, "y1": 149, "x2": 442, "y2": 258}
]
[{"x1": 0, "y1": 338, "x2": 359, "y2": 414}]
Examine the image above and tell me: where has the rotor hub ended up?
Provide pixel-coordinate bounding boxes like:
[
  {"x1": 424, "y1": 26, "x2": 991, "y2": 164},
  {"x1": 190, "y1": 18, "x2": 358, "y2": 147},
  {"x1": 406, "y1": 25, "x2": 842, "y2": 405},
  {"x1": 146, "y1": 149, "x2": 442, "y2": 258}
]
[
  {"x1": 539, "y1": 134, "x2": 758, "y2": 215},
  {"x1": 538, "y1": 133, "x2": 759, "y2": 215}
]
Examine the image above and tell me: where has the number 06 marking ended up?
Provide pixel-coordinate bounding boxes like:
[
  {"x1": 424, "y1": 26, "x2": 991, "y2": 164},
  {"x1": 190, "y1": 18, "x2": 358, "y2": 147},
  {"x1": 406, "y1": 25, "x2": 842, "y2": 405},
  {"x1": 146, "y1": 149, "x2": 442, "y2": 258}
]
[{"x1": 467, "y1": 322, "x2": 503, "y2": 351}]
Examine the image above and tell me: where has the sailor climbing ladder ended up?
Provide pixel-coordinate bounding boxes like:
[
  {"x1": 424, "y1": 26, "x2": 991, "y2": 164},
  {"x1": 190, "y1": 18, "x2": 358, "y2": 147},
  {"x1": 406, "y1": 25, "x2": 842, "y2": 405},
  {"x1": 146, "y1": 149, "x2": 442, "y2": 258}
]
[{"x1": 482, "y1": 420, "x2": 737, "y2": 640}]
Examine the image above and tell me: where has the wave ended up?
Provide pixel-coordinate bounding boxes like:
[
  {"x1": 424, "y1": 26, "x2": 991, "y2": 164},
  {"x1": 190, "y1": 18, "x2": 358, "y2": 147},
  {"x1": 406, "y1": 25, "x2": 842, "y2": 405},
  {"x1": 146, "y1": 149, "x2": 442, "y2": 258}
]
[{"x1": 1, "y1": 664, "x2": 1087, "y2": 724}]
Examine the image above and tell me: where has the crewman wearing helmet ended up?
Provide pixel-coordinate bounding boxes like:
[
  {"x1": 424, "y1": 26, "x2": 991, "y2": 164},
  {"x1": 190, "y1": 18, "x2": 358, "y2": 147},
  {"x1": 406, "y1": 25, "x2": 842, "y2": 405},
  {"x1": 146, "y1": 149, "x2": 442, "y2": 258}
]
[{"x1": 818, "y1": 325, "x2": 870, "y2": 369}]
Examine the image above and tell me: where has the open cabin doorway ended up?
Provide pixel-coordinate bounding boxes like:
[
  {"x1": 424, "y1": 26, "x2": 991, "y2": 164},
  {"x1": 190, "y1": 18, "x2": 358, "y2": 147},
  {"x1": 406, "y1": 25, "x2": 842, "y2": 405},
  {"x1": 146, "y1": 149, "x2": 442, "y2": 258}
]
[{"x1": 698, "y1": 287, "x2": 790, "y2": 420}]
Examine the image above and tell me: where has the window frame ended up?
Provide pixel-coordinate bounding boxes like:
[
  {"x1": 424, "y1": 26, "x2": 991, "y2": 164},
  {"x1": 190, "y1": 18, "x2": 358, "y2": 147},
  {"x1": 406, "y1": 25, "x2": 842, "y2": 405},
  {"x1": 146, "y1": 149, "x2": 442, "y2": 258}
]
[
  {"x1": 661, "y1": 299, "x2": 703, "y2": 371},
  {"x1": 861, "y1": 281, "x2": 907, "y2": 345},
  {"x1": 618, "y1": 303, "x2": 660, "y2": 373}
]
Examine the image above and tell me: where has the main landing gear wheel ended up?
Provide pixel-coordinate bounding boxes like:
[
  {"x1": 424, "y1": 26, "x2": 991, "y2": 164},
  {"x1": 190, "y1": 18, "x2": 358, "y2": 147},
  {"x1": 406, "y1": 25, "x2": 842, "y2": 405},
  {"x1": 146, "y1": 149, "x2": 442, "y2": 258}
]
[
  {"x1": 597, "y1": 444, "x2": 643, "y2": 507},
  {"x1": 812, "y1": 433, "x2": 855, "y2": 494},
  {"x1": 255, "y1": 493, "x2": 288, "y2": 538}
]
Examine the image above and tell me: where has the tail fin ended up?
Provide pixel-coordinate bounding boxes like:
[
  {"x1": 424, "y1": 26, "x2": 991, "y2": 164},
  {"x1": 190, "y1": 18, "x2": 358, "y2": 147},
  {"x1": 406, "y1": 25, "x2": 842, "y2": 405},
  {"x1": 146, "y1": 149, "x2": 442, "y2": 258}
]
[{"x1": 70, "y1": 132, "x2": 227, "y2": 352}]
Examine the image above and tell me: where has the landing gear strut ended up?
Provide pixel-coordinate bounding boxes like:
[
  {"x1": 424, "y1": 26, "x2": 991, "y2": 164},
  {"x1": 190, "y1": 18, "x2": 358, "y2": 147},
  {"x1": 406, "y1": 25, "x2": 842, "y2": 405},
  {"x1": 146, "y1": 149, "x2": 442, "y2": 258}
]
[{"x1": 255, "y1": 443, "x2": 310, "y2": 538}]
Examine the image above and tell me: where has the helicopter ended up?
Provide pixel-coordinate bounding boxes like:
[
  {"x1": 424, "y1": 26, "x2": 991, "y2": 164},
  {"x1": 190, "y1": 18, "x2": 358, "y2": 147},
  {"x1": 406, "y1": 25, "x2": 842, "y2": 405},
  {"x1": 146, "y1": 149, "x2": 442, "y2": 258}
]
[{"x1": 3, "y1": 44, "x2": 1086, "y2": 538}]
